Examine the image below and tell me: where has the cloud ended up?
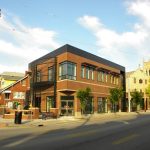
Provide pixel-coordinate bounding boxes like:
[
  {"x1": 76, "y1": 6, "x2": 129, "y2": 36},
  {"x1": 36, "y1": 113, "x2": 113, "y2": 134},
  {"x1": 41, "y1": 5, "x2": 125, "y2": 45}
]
[
  {"x1": 78, "y1": 0, "x2": 150, "y2": 71},
  {"x1": 0, "y1": 13, "x2": 60, "y2": 73}
]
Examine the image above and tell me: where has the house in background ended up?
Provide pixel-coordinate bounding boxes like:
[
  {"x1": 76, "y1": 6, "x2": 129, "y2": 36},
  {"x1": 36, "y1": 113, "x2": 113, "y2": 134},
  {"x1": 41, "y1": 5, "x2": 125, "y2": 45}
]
[
  {"x1": 126, "y1": 61, "x2": 150, "y2": 112},
  {"x1": 0, "y1": 72, "x2": 24, "y2": 90},
  {"x1": 0, "y1": 73, "x2": 30, "y2": 108},
  {"x1": 29, "y1": 44, "x2": 126, "y2": 117}
]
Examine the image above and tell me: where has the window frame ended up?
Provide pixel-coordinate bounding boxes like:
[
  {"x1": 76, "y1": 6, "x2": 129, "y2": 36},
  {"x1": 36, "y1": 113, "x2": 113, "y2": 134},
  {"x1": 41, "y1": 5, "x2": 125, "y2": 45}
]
[{"x1": 59, "y1": 61, "x2": 77, "y2": 80}]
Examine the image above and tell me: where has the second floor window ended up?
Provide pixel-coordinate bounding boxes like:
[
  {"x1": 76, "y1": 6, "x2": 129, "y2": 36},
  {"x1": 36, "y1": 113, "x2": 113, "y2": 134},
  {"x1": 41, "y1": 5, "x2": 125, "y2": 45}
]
[
  {"x1": 48, "y1": 67, "x2": 54, "y2": 81},
  {"x1": 5, "y1": 93, "x2": 10, "y2": 100},
  {"x1": 59, "y1": 61, "x2": 76, "y2": 80},
  {"x1": 91, "y1": 68, "x2": 94, "y2": 80},
  {"x1": 86, "y1": 67, "x2": 90, "y2": 79},
  {"x1": 36, "y1": 71, "x2": 41, "y2": 82},
  {"x1": 81, "y1": 66, "x2": 85, "y2": 78}
]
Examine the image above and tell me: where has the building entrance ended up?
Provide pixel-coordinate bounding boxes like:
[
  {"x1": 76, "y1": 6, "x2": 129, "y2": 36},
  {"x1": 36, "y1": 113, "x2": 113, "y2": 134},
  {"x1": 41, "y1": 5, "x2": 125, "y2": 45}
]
[
  {"x1": 97, "y1": 98, "x2": 107, "y2": 113},
  {"x1": 60, "y1": 96, "x2": 74, "y2": 116}
]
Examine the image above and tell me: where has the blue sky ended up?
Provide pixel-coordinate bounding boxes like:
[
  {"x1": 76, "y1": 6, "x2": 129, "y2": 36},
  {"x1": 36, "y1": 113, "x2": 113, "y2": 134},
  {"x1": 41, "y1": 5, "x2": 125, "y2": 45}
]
[{"x1": 0, "y1": 0, "x2": 150, "y2": 73}]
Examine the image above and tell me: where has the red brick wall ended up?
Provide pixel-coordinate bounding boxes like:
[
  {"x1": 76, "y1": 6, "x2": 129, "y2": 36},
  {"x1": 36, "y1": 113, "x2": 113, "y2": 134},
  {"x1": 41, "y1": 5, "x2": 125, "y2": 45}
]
[{"x1": 0, "y1": 76, "x2": 30, "y2": 106}]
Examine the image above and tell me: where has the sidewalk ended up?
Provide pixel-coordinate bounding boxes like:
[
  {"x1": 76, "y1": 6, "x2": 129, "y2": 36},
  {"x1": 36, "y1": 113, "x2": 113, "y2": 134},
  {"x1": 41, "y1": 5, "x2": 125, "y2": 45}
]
[{"x1": 1, "y1": 111, "x2": 150, "y2": 129}]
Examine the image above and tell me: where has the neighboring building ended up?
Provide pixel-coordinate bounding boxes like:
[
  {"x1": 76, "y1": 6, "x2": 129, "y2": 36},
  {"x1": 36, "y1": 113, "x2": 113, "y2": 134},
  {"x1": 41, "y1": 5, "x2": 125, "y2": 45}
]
[
  {"x1": 0, "y1": 72, "x2": 24, "y2": 90},
  {"x1": 29, "y1": 44, "x2": 126, "y2": 116},
  {"x1": 126, "y1": 62, "x2": 150, "y2": 112},
  {"x1": 0, "y1": 74, "x2": 30, "y2": 108},
  {"x1": 143, "y1": 61, "x2": 150, "y2": 76}
]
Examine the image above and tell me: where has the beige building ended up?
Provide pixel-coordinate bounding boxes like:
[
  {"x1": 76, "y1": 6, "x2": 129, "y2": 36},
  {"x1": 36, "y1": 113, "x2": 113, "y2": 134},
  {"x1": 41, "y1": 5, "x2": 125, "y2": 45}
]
[
  {"x1": 0, "y1": 72, "x2": 24, "y2": 90},
  {"x1": 126, "y1": 61, "x2": 150, "y2": 112}
]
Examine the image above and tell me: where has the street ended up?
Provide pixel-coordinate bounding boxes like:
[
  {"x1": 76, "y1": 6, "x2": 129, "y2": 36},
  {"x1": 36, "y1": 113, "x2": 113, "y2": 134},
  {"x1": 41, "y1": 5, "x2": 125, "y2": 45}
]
[{"x1": 0, "y1": 113, "x2": 150, "y2": 150}]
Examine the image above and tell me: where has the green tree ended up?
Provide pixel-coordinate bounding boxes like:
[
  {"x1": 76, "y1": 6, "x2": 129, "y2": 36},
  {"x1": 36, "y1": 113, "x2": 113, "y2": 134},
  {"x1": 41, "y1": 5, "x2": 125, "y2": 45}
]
[
  {"x1": 77, "y1": 87, "x2": 91, "y2": 114},
  {"x1": 146, "y1": 84, "x2": 150, "y2": 100},
  {"x1": 131, "y1": 90, "x2": 143, "y2": 111},
  {"x1": 109, "y1": 88, "x2": 123, "y2": 112}
]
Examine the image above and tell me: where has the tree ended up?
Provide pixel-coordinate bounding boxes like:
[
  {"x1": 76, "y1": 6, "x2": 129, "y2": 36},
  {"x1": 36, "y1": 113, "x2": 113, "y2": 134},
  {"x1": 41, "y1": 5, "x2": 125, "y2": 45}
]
[
  {"x1": 77, "y1": 87, "x2": 91, "y2": 114},
  {"x1": 130, "y1": 90, "x2": 143, "y2": 111},
  {"x1": 109, "y1": 87, "x2": 123, "y2": 112},
  {"x1": 146, "y1": 84, "x2": 150, "y2": 100}
]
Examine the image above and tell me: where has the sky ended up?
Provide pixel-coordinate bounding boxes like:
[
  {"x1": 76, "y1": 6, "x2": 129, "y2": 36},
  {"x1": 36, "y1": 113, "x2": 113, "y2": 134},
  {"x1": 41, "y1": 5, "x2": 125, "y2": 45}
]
[{"x1": 0, "y1": 0, "x2": 150, "y2": 73}]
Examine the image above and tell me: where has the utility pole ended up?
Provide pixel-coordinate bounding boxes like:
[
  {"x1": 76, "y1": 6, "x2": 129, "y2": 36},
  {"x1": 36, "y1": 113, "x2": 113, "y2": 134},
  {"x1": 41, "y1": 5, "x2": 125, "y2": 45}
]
[{"x1": 128, "y1": 77, "x2": 131, "y2": 112}]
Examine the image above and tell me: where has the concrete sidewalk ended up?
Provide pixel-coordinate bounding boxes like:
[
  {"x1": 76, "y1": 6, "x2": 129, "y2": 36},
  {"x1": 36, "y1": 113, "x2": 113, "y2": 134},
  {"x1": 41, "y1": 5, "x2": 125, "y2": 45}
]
[{"x1": 0, "y1": 111, "x2": 150, "y2": 129}]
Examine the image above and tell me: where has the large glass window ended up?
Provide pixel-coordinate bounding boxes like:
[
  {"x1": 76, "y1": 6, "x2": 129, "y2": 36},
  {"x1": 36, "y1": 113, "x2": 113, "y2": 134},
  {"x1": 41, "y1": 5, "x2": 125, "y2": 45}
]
[
  {"x1": 59, "y1": 61, "x2": 76, "y2": 80},
  {"x1": 48, "y1": 67, "x2": 54, "y2": 81}
]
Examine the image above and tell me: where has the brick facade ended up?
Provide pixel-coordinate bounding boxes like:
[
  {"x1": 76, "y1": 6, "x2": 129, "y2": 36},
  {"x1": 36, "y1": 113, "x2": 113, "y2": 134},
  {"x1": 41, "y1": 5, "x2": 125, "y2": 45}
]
[{"x1": 29, "y1": 44, "x2": 126, "y2": 116}]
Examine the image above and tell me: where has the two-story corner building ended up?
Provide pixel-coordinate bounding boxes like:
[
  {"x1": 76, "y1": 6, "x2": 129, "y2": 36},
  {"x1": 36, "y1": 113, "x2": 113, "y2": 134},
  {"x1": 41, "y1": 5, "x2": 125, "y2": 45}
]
[
  {"x1": 0, "y1": 74, "x2": 30, "y2": 108},
  {"x1": 29, "y1": 44, "x2": 126, "y2": 117},
  {"x1": 126, "y1": 63, "x2": 150, "y2": 112},
  {"x1": 0, "y1": 72, "x2": 24, "y2": 90}
]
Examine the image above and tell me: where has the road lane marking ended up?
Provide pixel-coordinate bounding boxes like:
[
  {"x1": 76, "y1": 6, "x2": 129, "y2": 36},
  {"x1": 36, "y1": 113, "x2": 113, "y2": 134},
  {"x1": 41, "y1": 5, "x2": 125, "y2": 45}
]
[
  {"x1": 117, "y1": 120, "x2": 129, "y2": 124},
  {"x1": 112, "y1": 134, "x2": 139, "y2": 145},
  {"x1": 3, "y1": 135, "x2": 38, "y2": 148},
  {"x1": 3, "y1": 129, "x2": 100, "y2": 147}
]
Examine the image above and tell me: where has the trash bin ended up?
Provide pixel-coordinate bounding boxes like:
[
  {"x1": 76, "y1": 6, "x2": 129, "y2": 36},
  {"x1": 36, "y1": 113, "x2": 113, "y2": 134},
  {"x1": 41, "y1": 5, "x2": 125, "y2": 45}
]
[{"x1": 14, "y1": 111, "x2": 22, "y2": 124}]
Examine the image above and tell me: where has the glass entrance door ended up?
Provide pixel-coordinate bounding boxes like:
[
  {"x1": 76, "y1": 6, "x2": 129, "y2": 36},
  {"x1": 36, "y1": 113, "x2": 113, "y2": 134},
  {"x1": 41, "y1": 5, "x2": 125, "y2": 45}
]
[
  {"x1": 98, "y1": 97, "x2": 106, "y2": 113},
  {"x1": 35, "y1": 97, "x2": 41, "y2": 111},
  {"x1": 84, "y1": 97, "x2": 94, "y2": 114},
  {"x1": 60, "y1": 96, "x2": 74, "y2": 116}
]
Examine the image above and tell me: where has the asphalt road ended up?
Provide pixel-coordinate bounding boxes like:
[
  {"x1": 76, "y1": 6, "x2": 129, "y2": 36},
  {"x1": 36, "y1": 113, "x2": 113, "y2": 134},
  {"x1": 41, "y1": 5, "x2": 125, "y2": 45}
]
[{"x1": 0, "y1": 114, "x2": 150, "y2": 150}]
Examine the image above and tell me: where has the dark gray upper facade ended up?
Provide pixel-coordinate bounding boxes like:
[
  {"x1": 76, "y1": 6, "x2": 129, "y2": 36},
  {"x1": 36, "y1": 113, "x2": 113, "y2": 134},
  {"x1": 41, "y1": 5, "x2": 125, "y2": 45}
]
[{"x1": 29, "y1": 44, "x2": 125, "y2": 72}]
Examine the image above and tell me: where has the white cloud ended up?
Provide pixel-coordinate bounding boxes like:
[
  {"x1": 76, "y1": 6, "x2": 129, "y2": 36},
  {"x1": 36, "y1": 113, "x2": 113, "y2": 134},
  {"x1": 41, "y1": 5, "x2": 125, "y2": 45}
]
[
  {"x1": 0, "y1": 13, "x2": 60, "y2": 73},
  {"x1": 78, "y1": 0, "x2": 150, "y2": 71}
]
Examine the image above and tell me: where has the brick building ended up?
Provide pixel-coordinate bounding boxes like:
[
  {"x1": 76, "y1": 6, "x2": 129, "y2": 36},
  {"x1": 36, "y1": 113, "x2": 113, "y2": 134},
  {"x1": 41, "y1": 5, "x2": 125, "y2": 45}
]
[
  {"x1": 29, "y1": 44, "x2": 126, "y2": 116},
  {"x1": 0, "y1": 74, "x2": 30, "y2": 108}
]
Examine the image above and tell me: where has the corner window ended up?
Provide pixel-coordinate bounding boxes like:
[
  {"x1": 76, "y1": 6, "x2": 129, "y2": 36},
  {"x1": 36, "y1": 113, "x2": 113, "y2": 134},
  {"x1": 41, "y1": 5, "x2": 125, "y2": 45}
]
[{"x1": 59, "y1": 61, "x2": 76, "y2": 80}]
